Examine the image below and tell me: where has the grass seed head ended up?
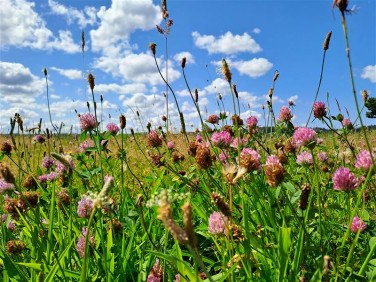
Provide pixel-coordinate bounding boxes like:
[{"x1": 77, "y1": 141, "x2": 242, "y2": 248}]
[
  {"x1": 212, "y1": 192, "x2": 231, "y2": 217},
  {"x1": 87, "y1": 74, "x2": 95, "y2": 91},
  {"x1": 362, "y1": 90, "x2": 368, "y2": 103},
  {"x1": 222, "y1": 58, "x2": 232, "y2": 83},
  {"x1": 182, "y1": 201, "x2": 197, "y2": 247},
  {"x1": 273, "y1": 71, "x2": 279, "y2": 82},
  {"x1": 157, "y1": 191, "x2": 189, "y2": 245},
  {"x1": 298, "y1": 183, "x2": 311, "y2": 210},
  {"x1": 181, "y1": 57, "x2": 186, "y2": 68},
  {"x1": 119, "y1": 114, "x2": 126, "y2": 129},
  {"x1": 149, "y1": 42, "x2": 157, "y2": 55},
  {"x1": 232, "y1": 84, "x2": 238, "y2": 98},
  {"x1": 323, "y1": 31, "x2": 332, "y2": 50}
]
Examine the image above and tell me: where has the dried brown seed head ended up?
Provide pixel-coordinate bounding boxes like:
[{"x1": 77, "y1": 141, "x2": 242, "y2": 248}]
[
  {"x1": 273, "y1": 71, "x2": 279, "y2": 82},
  {"x1": 232, "y1": 84, "x2": 238, "y2": 98},
  {"x1": 149, "y1": 42, "x2": 157, "y2": 55},
  {"x1": 264, "y1": 163, "x2": 286, "y2": 188},
  {"x1": 212, "y1": 192, "x2": 231, "y2": 217},
  {"x1": 181, "y1": 57, "x2": 186, "y2": 68},
  {"x1": 195, "y1": 145, "x2": 212, "y2": 169},
  {"x1": 222, "y1": 58, "x2": 232, "y2": 83},
  {"x1": 323, "y1": 31, "x2": 332, "y2": 50}
]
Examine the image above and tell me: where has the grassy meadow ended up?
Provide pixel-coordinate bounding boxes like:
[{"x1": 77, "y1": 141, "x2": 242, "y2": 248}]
[{"x1": 1, "y1": 1, "x2": 376, "y2": 282}]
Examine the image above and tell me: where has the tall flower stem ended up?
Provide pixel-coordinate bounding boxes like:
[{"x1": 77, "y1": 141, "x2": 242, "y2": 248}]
[
  {"x1": 80, "y1": 208, "x2": 97, "y2": 282},
  {"x1": 182, "y1": 69, "x2": 208, "y2": 140},
  {"x1": 89, "y1": 87, "x2": 104, "y2": 183},
  {"x1": 153, "y1": 56, "x2": 189, "y2": 144},
  {"x1": 340, "y1": 13, "x2": 375, "y2": 165},
  {"x1": 306, "y1": 51, "x2": 327, "y2": 127}
]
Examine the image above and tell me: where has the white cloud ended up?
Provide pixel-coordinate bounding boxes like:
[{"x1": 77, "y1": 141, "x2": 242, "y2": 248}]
[
  {"x1": 240, "y1": 109, "x2": 262, "y2": 120},
  {"x1": 176, "y1": 89, "x2": 192, "y2": 97},
  {"x1": 204, "y1": 78, "x2": 231, "y2": 95},
  {"x1": 0, "y1": 0, "x2": 80, "y2": 53},
  {"x1": 288, "y1": 95, "x2": 299, "y2": 103},
  {"x1": 90, "y1": 0, "x2": 161, "y2": 54},
  {"x1": 252, "y1": 28, "x2": 261, "y2": 34},
  {"x1": 238, "y1": 91, "x2": 260, "y2": 108},
  {"x1": 118, "y1": 54, "x2": 180, "y2": 85},
  {"x1": 173, "y1": 52, "x2": 195, "y2": 65},
  {"x1": 262, "y1": 94, "x2": 284, "y2": 104},
  {"x1": 95, "y1": 83, "x2": 146, "y2": 94},
  {"x1": 0, "y1": 61, "x2": 45, "y2": 104},
  {"x1": 120, "y1": 92, "x2": 178, "y2": 129},
  {"x1": 1, "y1": 107, "x2": 39, "y2": 119},
  {"x1": 88, "y1": 0, "x2": 182, "y2": 86},
  {"x1": 192, "y1": 31, "x2": 262, "y2": 54},
  {"x1": 361, "y1": 65, "x2": 376, "y2": 83},
  {"x1": 231, "y1": 58, "x2": 273, "y2": 78},
  {"x1": 176, "y1": 88, "x2": 206, "y2": 98},
  {"x1": 44, "y1": 99, "x2": 117, "y2": 118},
  {"x1": 211, "y1": 58, "x2": 273, "y2": 78},
  {"x1": 94, "y1": 52, "x2": 181, "y2": 85},
  {"x1": 48, "y1": 0, "x2": 97, "y2": 28},
  {"x1": 50, "y1": 94, "x2": 60, "y2": 99},
  {"x1": 50, "y1": 67, "x2": 83, "y2": 80}
]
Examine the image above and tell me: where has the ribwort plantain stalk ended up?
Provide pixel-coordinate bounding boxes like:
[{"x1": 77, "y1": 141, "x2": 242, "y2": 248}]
[
  {"x1": 152, "y1": 55, "x2": 189, "y2": 144},
  {"x1": 339, "y1": 11, "x2": 375, "y2": 166}
]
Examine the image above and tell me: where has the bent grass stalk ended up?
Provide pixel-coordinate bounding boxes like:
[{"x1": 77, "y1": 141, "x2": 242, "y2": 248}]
[{"x1": 152, "y1": 55, "x2": 189, "y2": 144}]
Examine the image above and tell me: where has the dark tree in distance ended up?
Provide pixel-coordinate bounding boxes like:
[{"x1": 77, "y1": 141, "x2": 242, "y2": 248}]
[{"x1": 365, "y1": 97, "x2": 376, "y2": 118}]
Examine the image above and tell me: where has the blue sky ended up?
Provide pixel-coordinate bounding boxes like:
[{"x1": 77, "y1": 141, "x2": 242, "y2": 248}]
[{"x1": 0, "y1": 0, "x2": 375, "y2": 133}]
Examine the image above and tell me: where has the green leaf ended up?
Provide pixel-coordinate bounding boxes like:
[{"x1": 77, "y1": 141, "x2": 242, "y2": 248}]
[
  {"x1": 16, "y1": 262, "x2": 42, "y2": 271},
  {"x1": 309, "y1": 268, "x2": 322, "y2": 282},
  {"x1": 44, "y1": 237, "x2": 76, "y2": 282},
  {"x1": 0, "y1": 246, "x2": 29, "y2": 281},
  {"x1": 278, "y1": 227, "x2": 291, "y2": 282},
  {"x1": 106, "y1": 228, "x2": 114, "y2": 279},
  {"x1": 148, "y1": 250, "x2": 197, "y2": 281},
  {"x1": 80, "y1": 131, "x2": 87, "y2": 142}
]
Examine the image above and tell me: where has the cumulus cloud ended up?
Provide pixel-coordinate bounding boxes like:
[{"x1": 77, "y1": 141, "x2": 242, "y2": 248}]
[
  {"x1": 48, "y1": 0, "x2": 97, "y2": 28},
  {"x1": 240, "y1": 109, "x2": 262, "y2": 120},
  {"x1": 90, "y1": 0, "x2": 161, "y2": 54},
  {"x1": 211, "y1": 58, "x2": 273, "y2": 78},
  {"x1": 95, "y1": 83, "x2": 147, "y2": 94},
  {"x1": 173, "y1": 52, "x2": 195, "y2": 65},
  {"x1": 176, "y1": 88, "x2": 206, "y2": 98},
  {"x1": 0, "y1": 0, "x2": 80, "y2": 53},
  {"x1": 50, "y1": 67, "x2": 83, "y2": 80},
  {"x1": 94, "y1": 52, "x2": 180, "y2": 85},
  {"x1": 231, "y1": 58, "x2": 273, "y2": 78},
  {"x1": 204, "y1": 78, "x2": 231, "y2": 95},
  {"x1": 0, "y1": 61, "x2": 45, "y2": 104},
  {"x1": 238, "y1": 91, "x2": 260, "y2": 108},
  {"x1": 361, "y1": 65, "x2": 376, "y2": 83},
  {"x1": 192, "y1": 31, "x2": 262, "y2": 55},
  {"x1": 88, "y1": 0, "x2": 182, "y2": 86},
  {"x1": 119, "y1": 92, "x2": 179, "y2": 130}
]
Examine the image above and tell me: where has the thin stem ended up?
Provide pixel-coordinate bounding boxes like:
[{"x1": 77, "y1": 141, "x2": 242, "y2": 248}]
[
  {"x1": 340, "y1": 13, "x2": 375, "y2": 165},
  {"x1": 306, "y1": 51, "x2": 327, "y2": 127},
  {"x1": 153, "y1": 55, "x2": 189, "y2": 144},
  {"x1": 80, "y1": 208, "x2": 97, "y2": 282}
]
